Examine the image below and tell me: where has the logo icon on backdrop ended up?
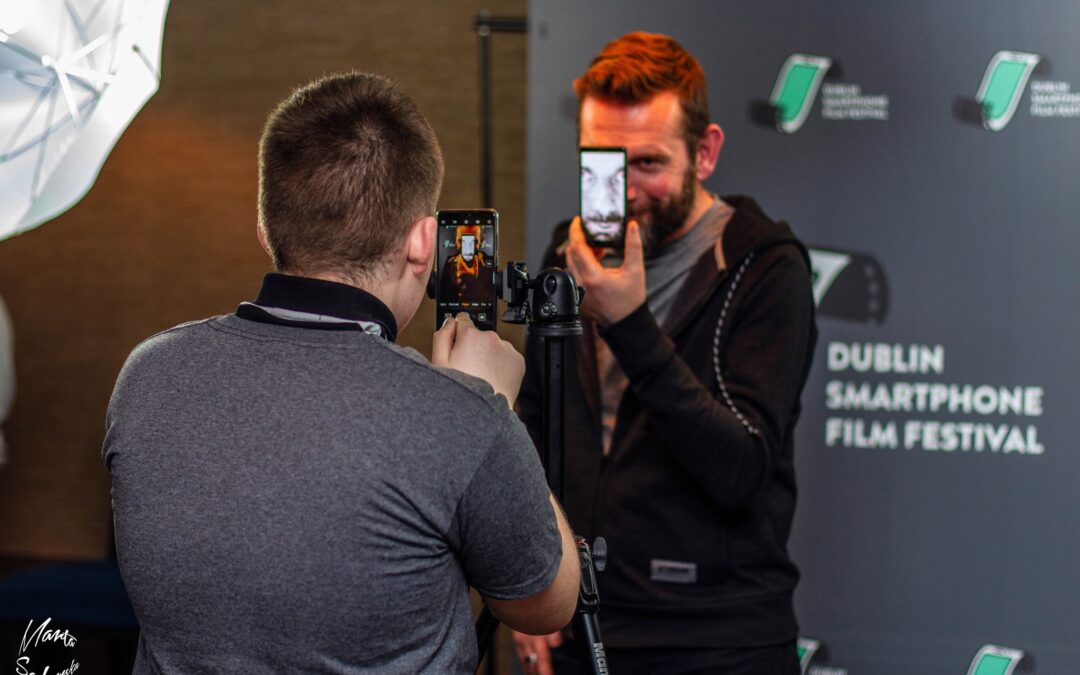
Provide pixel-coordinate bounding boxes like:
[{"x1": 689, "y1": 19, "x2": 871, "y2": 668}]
[
  {"x1": 954, "y1": 51, "x2": 1046, "y2": 131},
  {"x1": 750, "y1": 54, "x2": 836, "y2": 133},
  {"x1": 796, "y1": 637, "x2": 821, "y2": 674},
  {"x1": 808, "y1": 247, "x2": 889, "y2": 323},
  {"x1": 966, "y1": 644, "x2": 1028, "y2": 675}
]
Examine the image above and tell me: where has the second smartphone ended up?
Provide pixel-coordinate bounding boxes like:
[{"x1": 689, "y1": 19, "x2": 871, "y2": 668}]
[
  {"x1": 579, "y1": 146, "x2": 627, "y2": 248},
  {"x1": 434, "y1": 209, "x2": 498, "y2": 331}
]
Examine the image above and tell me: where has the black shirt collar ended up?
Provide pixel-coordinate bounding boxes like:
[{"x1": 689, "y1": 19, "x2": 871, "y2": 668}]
[{"x1": 236, "y1": 273, "x2": 398, "y2": 342}]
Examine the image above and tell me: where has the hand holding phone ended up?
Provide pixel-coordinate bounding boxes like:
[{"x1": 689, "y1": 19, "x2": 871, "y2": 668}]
[
  {"x1": 432, "y1": 313, "x2": 525, "y2": 406},
  {"x1": 579, "y1": 147, "x2": 627, "y2": 248},
  {"x1": 565, "y1": 216, "x2": 646, "y2": 327}
]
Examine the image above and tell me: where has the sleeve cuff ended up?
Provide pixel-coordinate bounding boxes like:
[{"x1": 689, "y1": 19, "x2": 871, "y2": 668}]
[{"x1": 597, "y1": 303, "x2": 676, "y2": 382}]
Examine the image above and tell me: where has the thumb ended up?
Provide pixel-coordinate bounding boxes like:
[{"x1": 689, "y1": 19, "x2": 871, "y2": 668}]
[
  {"x1": 431, "y1": 315, "x2": 457, "y2": 366},
  {"x1": 623, "y1": 219, "x2": 645, "y2": 270}
]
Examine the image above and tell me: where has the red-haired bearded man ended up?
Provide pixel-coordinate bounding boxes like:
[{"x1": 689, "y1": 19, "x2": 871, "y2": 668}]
[{"x1": 514, "y1": 32, "x2": 818, "y2": 675}]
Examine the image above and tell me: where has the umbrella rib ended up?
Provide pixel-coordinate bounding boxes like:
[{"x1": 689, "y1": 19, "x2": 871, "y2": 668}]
[
  {"x1": 2, "y1": 88, "x2": 100, "y2": 162},
  {"x1": 63, "y1": 65, "x2": 117, "y2": 85},
  {"x1": 0, "y1": 65, "x2": 55, "y2": 90},
  {"x1": 0, "y1": 41, "x2": 46, "y2": 68},
  {"x1": 53, "y1": 68, "x2": 82, "y2": 123},
  {"x1": 30, "y1": 86, "x2": 60, "y2": 200},
  {"x1": 132, "y1": 44, "x2": 159, "y2": 80},
  {"x1": 59, "y1": 24, "x2": 125, "y2": 96},
  {"x1": 60, "y1": 32, "x2": 113, "y2": 66},
  {"x1": 1, "y1": 83, "x2": 53, "y2": 160},
  {"x1": 63, "y1": 0, "x2": 97, "y2": 71},
  {"x1": 85, "y1": 0, "x2": 111, "y2": 28}
]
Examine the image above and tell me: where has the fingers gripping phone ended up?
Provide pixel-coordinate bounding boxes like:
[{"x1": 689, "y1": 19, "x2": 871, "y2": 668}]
[
  {"x1": 435, "y1": 209, "x2": 498, "y2": 331},
  {"x1": 579, "y1": 147, "x2": 627, "y2": 248}
]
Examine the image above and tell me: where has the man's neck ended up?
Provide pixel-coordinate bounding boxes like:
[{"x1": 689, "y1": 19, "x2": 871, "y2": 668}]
[{"x1": 281, "y1": 268, "x2": 412, "y2": 331}]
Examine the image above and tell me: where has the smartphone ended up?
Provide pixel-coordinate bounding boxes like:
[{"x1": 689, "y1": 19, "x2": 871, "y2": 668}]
[
  {"x1": 435, "y1": 209, "x2": 498, "y2": 331},
  {"x1": 579, "y1": 147, "x2": 627, "y2": 247}
]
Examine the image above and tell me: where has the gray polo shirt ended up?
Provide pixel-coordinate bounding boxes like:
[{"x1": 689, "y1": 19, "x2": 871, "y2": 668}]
[{"x1": 104, "y1": 274, "x2": 561, "y2": 673}]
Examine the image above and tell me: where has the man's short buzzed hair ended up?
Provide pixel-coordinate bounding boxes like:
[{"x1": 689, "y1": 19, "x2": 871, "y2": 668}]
[{"x1": 258, "y1": 73, "x2": 444, "y2": 283}]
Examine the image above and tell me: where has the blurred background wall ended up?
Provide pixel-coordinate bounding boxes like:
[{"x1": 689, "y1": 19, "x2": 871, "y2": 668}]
[{"x1": 0, "y1": 0, "x2": 529, "y2": 562}]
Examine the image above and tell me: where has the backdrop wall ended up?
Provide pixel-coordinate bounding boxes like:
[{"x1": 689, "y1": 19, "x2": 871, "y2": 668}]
[{"x1": 526, "y1": 2, "x2": 1079, "y2": 673}]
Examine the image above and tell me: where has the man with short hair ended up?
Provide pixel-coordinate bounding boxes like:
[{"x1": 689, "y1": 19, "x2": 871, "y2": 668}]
[
  {"x1": 104, "y1": 72, "x2": 578, "y2": 674},
  {"x1": 514, "y1": 33, "x2": 817, "y2": 674}
]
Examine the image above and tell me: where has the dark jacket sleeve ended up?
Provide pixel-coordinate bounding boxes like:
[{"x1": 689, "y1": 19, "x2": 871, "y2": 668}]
[{"x1": 599, "y1": 246, "x2": 815, "y2": 513}]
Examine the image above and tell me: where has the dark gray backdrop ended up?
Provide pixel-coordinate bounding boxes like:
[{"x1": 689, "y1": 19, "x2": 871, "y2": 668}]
[{"x1": 525, "y1": 1, "x2": 1080, "y2": 673}]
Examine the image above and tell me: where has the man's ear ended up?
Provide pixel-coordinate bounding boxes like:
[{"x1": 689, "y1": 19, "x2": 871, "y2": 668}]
[
  {"x1": 256, "y1": 223, "x2": 272, "y2": 257},
  {"x1": 405, "y1": 215, "x2": 437, "y2": 276},
  {"x1": 695, "y1": 123, "x2": 725, "y2": 183}
]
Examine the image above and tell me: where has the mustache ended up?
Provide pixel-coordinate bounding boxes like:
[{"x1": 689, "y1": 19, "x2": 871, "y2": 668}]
[{"x1": 584, "y1": 212, "x2": 624, "y2": 223}]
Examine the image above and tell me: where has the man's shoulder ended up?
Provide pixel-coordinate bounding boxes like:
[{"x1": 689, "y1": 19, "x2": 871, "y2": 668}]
[
  {"x1": 123, "y1": 317, "x2": 222, "y2": 368},
  {"x1": 378, "y1": 341, "x2": 516, "y2": 420},
  {"x1": 722, "y1": 195, "x2": 810, "y2": 270}
]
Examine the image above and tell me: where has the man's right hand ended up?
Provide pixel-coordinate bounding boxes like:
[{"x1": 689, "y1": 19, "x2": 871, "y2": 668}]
[
  {"x1": 431, "y1": 312, "x2": 525, "y2": 407},
  {"x1": 512, "y1": 630, "x2": 563, "y2": 675}
]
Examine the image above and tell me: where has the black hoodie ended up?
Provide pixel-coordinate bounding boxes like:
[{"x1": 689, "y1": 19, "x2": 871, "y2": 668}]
[{"x1": 518, "y1": 196, "x2": 818, "y2": 648}]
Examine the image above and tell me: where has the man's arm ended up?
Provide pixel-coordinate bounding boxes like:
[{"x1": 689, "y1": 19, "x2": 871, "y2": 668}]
[
  {"x1": 565, "y1": 217, "x2": 815, "y2": 512},
  {"x1": 482, "y1": 493, "x2": 578, "y2": 635},
  {"x1": 600, "y1": 248, "x2": 815, "y2": 511},
  {"x1": 432, "y1": 311, "x2": 579, "y2": 634}
]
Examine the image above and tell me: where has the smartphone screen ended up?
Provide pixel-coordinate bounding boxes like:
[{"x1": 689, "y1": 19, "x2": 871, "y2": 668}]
[
  {"x1": 435, "y1": 209, "x2": 498, "y2": 331},
  {"x1": 579, "y1": 147, "x2": 626, "y2": 247}
]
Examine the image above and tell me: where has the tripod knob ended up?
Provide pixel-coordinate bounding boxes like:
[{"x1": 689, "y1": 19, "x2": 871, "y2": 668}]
[{"x1": 592, "y1": 537, "x2": 607, "y2": 572}]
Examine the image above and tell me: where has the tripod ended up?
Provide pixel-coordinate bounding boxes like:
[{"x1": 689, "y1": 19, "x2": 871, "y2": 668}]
[{"x1": 474, "y1": 263, "x2": 609, "y2": 675}]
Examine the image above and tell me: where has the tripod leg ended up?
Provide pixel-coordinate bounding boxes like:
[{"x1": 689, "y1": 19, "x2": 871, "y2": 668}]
[{"x1": 571, "y1": 537, "x2": 609, "y2": 674}]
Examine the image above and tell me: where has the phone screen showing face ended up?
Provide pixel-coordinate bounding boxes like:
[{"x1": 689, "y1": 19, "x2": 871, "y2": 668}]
[
  {"x1": 579, "y1": 147, "x2": 627, "y2": 247},
  {"x1": 435, "y1": 209, "x2": 498, "y2": 331}
]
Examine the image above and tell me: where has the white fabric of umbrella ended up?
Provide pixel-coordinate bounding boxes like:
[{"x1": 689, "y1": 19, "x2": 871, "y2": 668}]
[{"x1": 0, "y1": 0, "x2": 169, "y2": 241}]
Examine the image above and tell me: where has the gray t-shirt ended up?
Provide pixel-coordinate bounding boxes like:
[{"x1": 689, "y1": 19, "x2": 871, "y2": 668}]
[{"x1": 104, "y1": 313, "x2": 561, "y2": 673}]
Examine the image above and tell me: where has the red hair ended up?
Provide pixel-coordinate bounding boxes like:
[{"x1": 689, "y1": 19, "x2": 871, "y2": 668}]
[{"x1": 573, "y1": 32, "x2": 709, "y2": 155}]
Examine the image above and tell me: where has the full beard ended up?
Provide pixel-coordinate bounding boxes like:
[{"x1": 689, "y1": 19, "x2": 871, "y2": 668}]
[{"x1": 630, "y1": 164, "x2": 698, "y2": 258}]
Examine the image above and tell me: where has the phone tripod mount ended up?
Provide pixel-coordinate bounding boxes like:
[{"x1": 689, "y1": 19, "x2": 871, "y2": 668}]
[
  {"x1": 474, "y1": 262, "x2": 610, "y2": 675},
  {"x1": 501, "y1": 262, "x2": 584, "y2": 336}
]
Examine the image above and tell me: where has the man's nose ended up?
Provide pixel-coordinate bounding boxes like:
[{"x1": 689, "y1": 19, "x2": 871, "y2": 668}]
[{"x1": 627, "y1": 185, "x2": 638, "y2": 201}]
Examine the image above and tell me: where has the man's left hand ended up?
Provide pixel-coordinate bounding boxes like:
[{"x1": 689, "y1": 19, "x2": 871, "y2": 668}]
[{"x1": 565, "y1": 216, "x2": 646, "y2": 327}]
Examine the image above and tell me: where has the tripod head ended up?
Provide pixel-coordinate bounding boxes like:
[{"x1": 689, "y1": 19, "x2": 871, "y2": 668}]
[{"x1": 500, "y1": 262, "x2": 585, "y2": 337}]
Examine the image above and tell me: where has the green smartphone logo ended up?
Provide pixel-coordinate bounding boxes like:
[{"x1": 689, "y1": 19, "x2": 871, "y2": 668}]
[
  {"x1": 967, "y1": 644, "x2": 1025, "y2": 675},
  {"x1": 769, "y1": 54, "x2": 833, "y2": 133},
  {"x1": 795, "y1": 637, "x2": 821, "y2": 674},
  {"x1": 976, "y1": 51, "x2": 1041, "y2": 131}
]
